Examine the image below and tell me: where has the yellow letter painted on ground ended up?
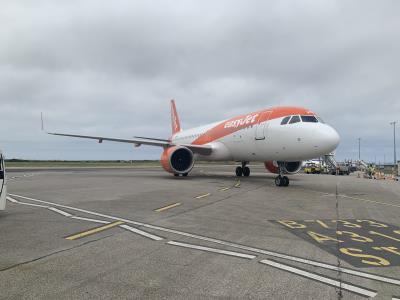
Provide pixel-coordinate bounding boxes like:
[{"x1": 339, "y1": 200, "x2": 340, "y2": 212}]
[
  {"x1": 307, "y1": 231, "x2": 343, "y2": 244},
  {"x1": 277, "y1": 220, "x2": 306, "y2": 229},
  {"x1": 339, "y1": 248, "x2": 390, "y2": 266}
]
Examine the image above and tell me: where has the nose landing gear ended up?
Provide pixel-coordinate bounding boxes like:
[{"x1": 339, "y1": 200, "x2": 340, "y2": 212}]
[
  {"x1": 275, "y1": 175, "x2": 289, "y2": 187},
  {"x1": 275, "y1": 161, "x2": 290, "y2": 187},
  {"x1": 235, "y1": 162, "x2": 250, "y2": 177}
]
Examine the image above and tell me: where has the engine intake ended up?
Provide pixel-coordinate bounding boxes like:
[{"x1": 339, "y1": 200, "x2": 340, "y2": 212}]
[
  {"x1": 264, "y1": 161, "x2": 302, "y2": 174},
  {"x1": 161, "y1": 146, "x2": 194, "y2": 175}
]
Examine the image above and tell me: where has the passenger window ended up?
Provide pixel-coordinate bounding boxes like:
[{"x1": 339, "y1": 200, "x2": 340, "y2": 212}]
[
  {"x1": 301, "y1": 115, "x2": 318, "y2": 123},
  {"x1": 281, "y1": 116, "x2": 291, "y2": 125},
  {"x1": 289, "y1": 115, "x2": 301, "y2": 124}
]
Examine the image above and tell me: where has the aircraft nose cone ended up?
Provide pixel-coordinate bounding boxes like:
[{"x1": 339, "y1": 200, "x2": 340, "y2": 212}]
[{"x1": 322, "y1": 125, "x2": 340, "y2": 153}]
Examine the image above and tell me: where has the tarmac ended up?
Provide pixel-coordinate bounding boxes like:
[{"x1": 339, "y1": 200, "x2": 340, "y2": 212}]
[{"x1": 1, "y1": 165, "x2": 400, "y2": 299}]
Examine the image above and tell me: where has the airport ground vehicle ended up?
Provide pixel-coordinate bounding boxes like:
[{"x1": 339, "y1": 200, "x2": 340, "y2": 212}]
[
  {"x1": 0, "y1": 151, "x2": 6, "y2": 210},
  {"x1": 332, "y1": 163, "x2": 350, "y2": 175},
  {"x1": 44, "y1": 100, "x2": 340, "y2": 187},
  {"x1": 304, "y1": 163, "x2": 321, "y2": 174}
]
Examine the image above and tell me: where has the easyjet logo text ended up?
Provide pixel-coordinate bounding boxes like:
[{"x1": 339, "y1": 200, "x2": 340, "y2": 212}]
[{"x1": 224, "y1": 114, "x2": 259, "y2": 129}]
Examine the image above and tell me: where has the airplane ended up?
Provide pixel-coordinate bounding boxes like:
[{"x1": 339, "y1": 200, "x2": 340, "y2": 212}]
[
  {"x1": 0, "y1": 150, "x2": 7, "y2": 210},
  {"x1": 43, "y1": 100, "x2": 340, "y2": 187}
]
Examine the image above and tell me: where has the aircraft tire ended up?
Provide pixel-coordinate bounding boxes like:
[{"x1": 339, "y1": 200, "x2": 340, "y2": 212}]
[
  {"x1": 282, "y1": 176, "x2": 289, "y2": 187},
  {"x1": 243, "y1": 167, "x2": 250, "y2": 177},
  {"x1": 236, "y1": 166, "x2": 243, "y2": 177}
]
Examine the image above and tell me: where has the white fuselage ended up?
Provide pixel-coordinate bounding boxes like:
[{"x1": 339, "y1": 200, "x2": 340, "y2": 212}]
[{"x1": 172, "y1": 116, "x2": 340, "y2": 162}]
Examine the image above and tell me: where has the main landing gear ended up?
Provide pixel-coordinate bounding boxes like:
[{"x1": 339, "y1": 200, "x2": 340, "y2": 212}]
[
  {"x1": 236, "y1": 162, "x2": 250, "y2": 177},
  {"x1": 275, "y1": 162, "x2": 289, "y2": 187}
]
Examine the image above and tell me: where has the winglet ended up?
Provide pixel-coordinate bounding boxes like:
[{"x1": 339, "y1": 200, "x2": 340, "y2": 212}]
[{"x1": 170, "y1": 99, "x2": 181, "y2": 135}]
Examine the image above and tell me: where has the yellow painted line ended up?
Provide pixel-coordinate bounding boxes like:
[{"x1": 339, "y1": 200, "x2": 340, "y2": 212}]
[
  {"x1": 219, "y1": 187, "x2": 230, "y2": 191},
  {"x1": 154, "y1": 202, "x2": 181, "y2": 212},
  {"x1": 195, "y1": 193, "x2": 211, "y2": 199},
  {"x1": 65, "y1": 221, "x2": 124, "y2": 240},
  {"x1": 234, "y1": 180, "x2": 241, "y2": 188}
]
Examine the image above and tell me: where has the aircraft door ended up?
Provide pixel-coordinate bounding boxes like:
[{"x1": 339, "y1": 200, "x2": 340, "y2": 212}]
[
  {"x1": 0, "y1": 153, "x2": 6, "y2": 210},
  {"x1": 255, "y1": 111, "x2": 272, "y2": 140}
]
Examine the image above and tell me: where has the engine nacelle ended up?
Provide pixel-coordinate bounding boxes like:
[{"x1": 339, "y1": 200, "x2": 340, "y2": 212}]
[
  {"x1": 264, "y1": 161, "x2": 302, "y2": 175},
  {"x1": 160, "y1": 146, "x2": 195, "y2": 175}
]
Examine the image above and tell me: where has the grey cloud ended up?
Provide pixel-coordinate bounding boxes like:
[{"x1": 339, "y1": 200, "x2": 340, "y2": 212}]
[{"x1": 0, "y1": 0, "x2": 399, "y2": 162}]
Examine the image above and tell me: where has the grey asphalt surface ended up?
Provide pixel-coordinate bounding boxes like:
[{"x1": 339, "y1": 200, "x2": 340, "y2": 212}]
[{"x1": 1, "y1": 165, "x2": 399, "y2": 299}]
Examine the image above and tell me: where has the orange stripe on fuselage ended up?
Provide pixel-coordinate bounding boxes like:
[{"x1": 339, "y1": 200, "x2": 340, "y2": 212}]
[{"x1": 191, "y1": 106, "x2": 314, "y2": 145}]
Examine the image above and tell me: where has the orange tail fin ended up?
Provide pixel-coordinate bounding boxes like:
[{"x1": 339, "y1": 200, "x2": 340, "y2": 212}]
[{"x1": 170, "y1": 99, "x2": 181, "y2": 135}]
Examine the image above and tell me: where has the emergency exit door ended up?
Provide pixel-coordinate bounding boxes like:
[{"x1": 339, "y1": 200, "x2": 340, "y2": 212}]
[{"x1": 0, "y1": 154, "x2": 6, "y2": 210}]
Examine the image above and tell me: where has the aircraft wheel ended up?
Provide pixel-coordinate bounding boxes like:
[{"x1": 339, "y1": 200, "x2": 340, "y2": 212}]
[
  {"x1": 174, "y1": 173, "x2": 179, "y2": 177},
  {"x1": 243, "y1": 167, "x2": 250, "y2": 177},
  {"x1": 282, "y1": 176, "x2": 290, "y2": 187},
  {"x1": 275, "y1": 176, "x2": 283, "y2": 186},
  {"x1": 236, "y1": 166, "x2": 243, "y2": 177},
  {"x1": 182, "y1": 173, "x2": 188, "y2": 177}
]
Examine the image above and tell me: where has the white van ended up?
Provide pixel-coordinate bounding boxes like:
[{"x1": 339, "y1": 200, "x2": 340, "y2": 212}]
[{"x1": 0, "y1": 151, "x2": 6, "y2": 210}]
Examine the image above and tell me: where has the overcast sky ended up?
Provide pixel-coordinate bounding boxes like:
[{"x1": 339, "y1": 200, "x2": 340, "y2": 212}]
[{"x1": 1, "y1": 0, "x2": 399, "y2": 163}]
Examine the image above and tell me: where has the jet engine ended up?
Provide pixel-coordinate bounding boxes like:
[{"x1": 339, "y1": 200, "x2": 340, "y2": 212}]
[
  {"x1": 160, "y1": 146, "x2": 195, "y2": 175},
  {"x1": 264, "y1": 161, "x2": 302, "y2": 175}
]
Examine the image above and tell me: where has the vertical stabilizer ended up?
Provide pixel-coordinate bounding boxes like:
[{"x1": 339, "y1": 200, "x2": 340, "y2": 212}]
[{"x1": 170, "y1": 99, "x2": 181, "y2": 135}]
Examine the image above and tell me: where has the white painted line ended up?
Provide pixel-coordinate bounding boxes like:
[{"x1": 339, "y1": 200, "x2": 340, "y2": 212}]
[
  {"x1": 120, "y1": 224, "x2": 163, "y2": 241},
  {"x1": 9, "y1": 193, "x2": 400, "y2": 286},
  {"x1": 392, "y1": 297, "x2": 400, "y2": 300},
  {"x1": 260, "y1": 259, "x2": 377, "y2": 298},
  {"x1": 6, "y1": 196, "x2": 19, "y2": 203},
  {"x1": 167, "y1": 241, "x2": 256, "y2": 259},
  {"x1": 71, "y1": 216, "x2": 110, "y2": 224},
  {"x1": 47, "y1": 207, "x2": 73, "y2": 217},
  {"x1": 18, "y1": 202, "x2": 49, "y2": 208}
]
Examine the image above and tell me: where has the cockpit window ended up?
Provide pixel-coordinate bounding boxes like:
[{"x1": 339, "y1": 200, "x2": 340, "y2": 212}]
[
  {"x1": 316, "y1": 116, "x2": 325, "y2": 123},
  {"x1": 289, "y1": 115, "x2": 301, "y2": 124},
  {"x1": 301, "y1": 115, "x2": 318, "y2": 123},
  {"x1": 281, "y1": 116, "x2": 291, "y2": 125}
]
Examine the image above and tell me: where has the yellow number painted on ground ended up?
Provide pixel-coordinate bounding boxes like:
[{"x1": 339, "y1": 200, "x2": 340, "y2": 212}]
[
  {"x1": 339, "y1": 248, "x2": 390, "y2": 266},
  {"x1": 369, "y1": 231, "x2": 400, "y2": 242},
  {"x1": 307, "y1": 231, "x2": 343, "y2": 244},
  {"x1": 372, "y1": 246, "x2": 400, "y2": 256},
  {"x1": 277, "y1": 220, "x2": 306, "y2": 229},
  {"x1": 336, "y1": 231, "x2": 373, "y2": 243},
  {"x1": 356, "y1": 220, "x2": 388, "y2": 228},
  {"x1": 332, "y1": 220, "x2": 361, "y2": 228}
]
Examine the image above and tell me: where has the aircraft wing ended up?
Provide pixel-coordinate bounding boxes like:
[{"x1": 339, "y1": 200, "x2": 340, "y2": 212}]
[{"x1": 46, "y1": 132, "x2": 213, "y2": 155}]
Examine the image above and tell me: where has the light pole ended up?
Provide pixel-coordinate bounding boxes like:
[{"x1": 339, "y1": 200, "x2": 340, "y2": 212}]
[
  {"x1": 390, "y1": 121, "x2": 397, "y2": 168},
  {"x1": 357, "y1": 138, "x2": 361, "y2": 161}
]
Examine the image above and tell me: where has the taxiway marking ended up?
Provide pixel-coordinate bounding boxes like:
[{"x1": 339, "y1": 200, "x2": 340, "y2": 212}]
[
  {"x1": 71, "y1": 216, "x2": 111, "y2": 224},
  {"x1": 219, "y1": 187, "x2": 230, "y2": 191},
  {"x1": 9, "y1": 193, "x2": 400, "y2": 286},
  {"x1": 154, "y1": 202, "x2": 181, "y2": 212},
  {"x1": 168, "y1": 241, "x2": 256, "y2": 259},
  {"x1": 120, "y1": 224, "x2": 163, "y2": 241},
  {"x1": 195, "y1": 193, "x2": 211, "y2": 199},
  {"x1": 65, "y1": 221, "x2": 124, "y2": 240},
  {"x1": 234, "y1": 180, "x2": 241, "y2": 188},
  {"x1": 6, "y1": 196, "x2": 19, "y2": 203},
  {"x1": 260, "y1": 259, "x2": 377, "y2": 298},
  {"x1": 48, "y1": 207, "x2": 73, "y2": 217}
]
